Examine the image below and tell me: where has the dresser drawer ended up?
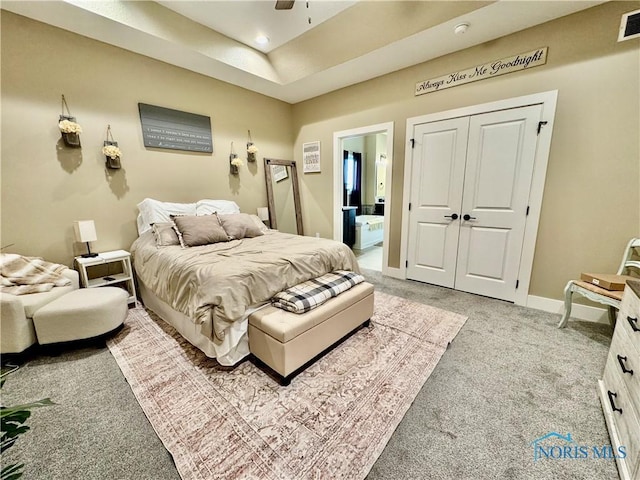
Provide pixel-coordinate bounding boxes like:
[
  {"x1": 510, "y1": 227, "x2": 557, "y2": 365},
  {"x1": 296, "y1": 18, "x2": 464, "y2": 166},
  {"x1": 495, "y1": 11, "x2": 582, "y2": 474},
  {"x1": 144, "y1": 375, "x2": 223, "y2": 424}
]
[
  {"x1": 621, "y1": 283, "x2": 640, "y2": 314},
  {"x1": 602, "y1": 360, "x2": 640, "y2": 478},
  {"x1": 619, "y1": 285, "x2": 640, "y2": 352},
  {"x1": 609, "y1": 324, "x2": 640, "y2": 416}
]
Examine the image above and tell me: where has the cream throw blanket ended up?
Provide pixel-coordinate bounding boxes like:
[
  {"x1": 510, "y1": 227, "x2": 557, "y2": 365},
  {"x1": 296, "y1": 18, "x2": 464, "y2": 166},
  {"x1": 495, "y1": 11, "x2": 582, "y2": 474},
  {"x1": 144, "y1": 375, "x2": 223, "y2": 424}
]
[{"x1": 0, "y1": 253, "x2": 71, "y2": 295}]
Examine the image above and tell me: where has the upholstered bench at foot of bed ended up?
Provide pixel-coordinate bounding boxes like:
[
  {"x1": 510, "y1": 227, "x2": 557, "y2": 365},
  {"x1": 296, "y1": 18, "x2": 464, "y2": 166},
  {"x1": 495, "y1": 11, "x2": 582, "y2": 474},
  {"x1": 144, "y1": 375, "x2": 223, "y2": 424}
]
[
  {"x1": 248, "y1": 282, "x2": 374, "y2": 385},
  {"x1": 33, "y1": 287, "x2": 129, "y2": 345}
]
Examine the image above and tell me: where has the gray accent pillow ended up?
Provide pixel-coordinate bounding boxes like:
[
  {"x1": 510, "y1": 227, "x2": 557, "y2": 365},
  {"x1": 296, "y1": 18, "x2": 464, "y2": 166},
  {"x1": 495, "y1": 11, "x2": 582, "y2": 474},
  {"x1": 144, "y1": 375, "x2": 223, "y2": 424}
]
[
  {"x1": 219, "y1": 213, "x2": 265, "y2": 239},
  {"x1": 151, "y1": 222, "x2": 181, "y2": 247},
  {"x1": 170, "y1": 214, "x2": 229, "y2": 247}
]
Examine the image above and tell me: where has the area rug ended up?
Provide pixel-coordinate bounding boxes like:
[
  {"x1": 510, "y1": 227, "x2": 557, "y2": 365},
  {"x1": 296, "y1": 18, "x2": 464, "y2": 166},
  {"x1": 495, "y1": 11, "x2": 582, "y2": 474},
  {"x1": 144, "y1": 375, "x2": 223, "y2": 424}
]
[{"x1": 106, "y1": 292, "x2": 467, "y2": 480}]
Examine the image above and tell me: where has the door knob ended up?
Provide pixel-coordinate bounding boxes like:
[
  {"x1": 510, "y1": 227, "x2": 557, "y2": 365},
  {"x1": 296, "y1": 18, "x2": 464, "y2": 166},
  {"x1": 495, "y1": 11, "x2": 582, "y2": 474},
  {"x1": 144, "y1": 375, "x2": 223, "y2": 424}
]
[
  {"x1": 444, "y1": 213, "x2": 459, "y2": 220},
  {"x1": 463, "y1": 214, "x2": 476, "y2": 221}
]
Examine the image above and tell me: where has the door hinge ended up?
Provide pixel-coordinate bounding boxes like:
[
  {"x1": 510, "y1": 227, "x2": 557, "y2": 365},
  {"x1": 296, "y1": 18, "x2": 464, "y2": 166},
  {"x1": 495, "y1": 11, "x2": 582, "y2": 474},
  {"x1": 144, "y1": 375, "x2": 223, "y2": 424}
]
[
  {"x1": 406, "y1": 260, "x2": 409, "y2": 268},
  {"x1": 526, "y1": 206, "x2": 530, "y2": 216},
  {"x1": 516, "y1": 280, "x2": 519, "y2": 289},
  {"x1": 537, "y1": 121, "x2": 548, "y2": 135},
  {"x1": 409, "y1": 202, "x2": 412, "y2": 211},
  {"x1": 410, "y1": 139, "x2": 415, "y2": 148}
]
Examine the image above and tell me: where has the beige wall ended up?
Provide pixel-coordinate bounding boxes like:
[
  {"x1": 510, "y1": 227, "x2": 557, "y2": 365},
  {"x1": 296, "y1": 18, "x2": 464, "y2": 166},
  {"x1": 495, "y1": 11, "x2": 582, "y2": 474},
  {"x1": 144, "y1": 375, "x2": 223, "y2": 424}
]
[
  {"x1": 2, "y1": 4, "x2": 639, "y2": 303},
  {"x1": 1, "y1": 12, "x2": 293, "y2": 266},
  {"x1": 291, "y1": 2, "x2": 640, "y2": 300}
]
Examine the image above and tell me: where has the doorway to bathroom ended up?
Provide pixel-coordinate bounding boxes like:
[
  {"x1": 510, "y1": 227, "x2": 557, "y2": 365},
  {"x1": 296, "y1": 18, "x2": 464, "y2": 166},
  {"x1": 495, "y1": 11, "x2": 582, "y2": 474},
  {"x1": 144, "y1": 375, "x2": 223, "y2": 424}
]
[{"x1": 333, "y1": 122, "x2": 393, "y2": 274}]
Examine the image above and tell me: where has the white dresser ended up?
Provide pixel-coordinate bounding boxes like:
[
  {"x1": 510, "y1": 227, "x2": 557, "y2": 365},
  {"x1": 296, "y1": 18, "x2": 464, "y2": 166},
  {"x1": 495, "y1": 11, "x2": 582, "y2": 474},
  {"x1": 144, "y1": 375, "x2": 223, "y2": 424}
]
[{"x1": 599, "y1": 281, "x2": 640, "y2": 480}]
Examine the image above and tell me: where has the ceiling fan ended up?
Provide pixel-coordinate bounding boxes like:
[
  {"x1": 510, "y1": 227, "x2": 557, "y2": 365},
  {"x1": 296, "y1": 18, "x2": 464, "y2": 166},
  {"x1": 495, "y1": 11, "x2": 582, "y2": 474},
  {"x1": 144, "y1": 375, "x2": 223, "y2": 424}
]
[
  {"x1": 275, "y1": 1, "x2": 295, "y2": 10},
  {"x1": 275, "y1": 1, "x2": 312, "y2": 25}
]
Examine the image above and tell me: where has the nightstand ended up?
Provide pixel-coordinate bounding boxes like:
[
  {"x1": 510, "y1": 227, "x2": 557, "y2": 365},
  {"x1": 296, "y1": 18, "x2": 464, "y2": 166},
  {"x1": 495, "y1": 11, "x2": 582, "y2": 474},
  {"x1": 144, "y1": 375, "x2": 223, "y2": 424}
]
[{"x1": 74, "y1": 250, "x2": 137, "y2": 305}]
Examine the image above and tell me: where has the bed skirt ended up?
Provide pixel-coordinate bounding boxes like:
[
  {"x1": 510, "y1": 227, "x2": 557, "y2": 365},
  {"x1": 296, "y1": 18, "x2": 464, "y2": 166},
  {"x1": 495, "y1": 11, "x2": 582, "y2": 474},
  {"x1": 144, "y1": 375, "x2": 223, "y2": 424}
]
[{"x1": 137, "y1": 280, "x2": 253, "y2": 365}]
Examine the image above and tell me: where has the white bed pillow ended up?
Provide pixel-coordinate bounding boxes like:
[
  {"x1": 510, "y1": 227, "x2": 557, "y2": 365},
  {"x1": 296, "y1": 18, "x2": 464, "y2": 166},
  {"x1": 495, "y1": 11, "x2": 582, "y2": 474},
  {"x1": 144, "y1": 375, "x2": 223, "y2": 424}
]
[
  {"x1": 136, "y1": 214, "x2": 148, "y2": 236},
  {"x1": 137, "y1": 198, "x2": 197, "y2": 235},
  {"x1": 196, "y1": 199, "x2": 240, "y2": 216},
  {"x1": 136, "y1": 198, "x2": 242, "y2": 236}
]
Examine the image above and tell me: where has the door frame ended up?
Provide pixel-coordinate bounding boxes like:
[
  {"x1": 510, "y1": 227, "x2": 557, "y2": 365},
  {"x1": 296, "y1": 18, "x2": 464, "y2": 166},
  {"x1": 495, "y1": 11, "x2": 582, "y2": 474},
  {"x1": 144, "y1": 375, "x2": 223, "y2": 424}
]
[
  {"x1": 333, "y1": 121, "x2": 394, "y2": 276},
  {"x1": 400, "y1": 91, "x2": 558, "y2": 306}
]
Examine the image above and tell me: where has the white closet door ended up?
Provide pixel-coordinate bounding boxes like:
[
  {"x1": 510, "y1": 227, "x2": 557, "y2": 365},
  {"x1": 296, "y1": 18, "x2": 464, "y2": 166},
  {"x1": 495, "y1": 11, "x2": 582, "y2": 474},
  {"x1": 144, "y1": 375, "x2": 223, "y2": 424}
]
[
  {"x1": 406, "y1": 117, "x2": 469, "y2": 287},
  {"x1": 454, "y1": 104, "x2": 542, "y2": 301}
]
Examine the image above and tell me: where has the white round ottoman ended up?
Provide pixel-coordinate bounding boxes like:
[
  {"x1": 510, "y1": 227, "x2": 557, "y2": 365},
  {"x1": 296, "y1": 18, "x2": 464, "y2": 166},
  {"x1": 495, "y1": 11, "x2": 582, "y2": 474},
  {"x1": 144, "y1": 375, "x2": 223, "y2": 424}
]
[{"x1": 33, "y1": 287, "x2": 129, "y2": 345}]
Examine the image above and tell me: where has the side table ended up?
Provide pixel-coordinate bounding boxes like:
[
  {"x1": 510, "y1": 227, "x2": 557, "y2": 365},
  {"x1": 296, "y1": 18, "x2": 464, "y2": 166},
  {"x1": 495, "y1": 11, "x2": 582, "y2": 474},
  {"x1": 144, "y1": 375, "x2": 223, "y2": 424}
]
[{"x1": 74, "y1": 250, "x2": 137, "y2": 305}]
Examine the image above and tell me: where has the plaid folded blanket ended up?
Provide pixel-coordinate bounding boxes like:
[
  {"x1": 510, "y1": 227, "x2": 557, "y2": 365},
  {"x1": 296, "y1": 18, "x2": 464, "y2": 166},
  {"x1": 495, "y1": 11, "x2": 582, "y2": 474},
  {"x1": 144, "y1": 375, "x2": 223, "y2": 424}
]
[
  {"x1": 1, "y1": 253, "x2": 71, "y2": 295},
  {"x1": 271, "y1": 270, "x2": 365, "y2": 314}
]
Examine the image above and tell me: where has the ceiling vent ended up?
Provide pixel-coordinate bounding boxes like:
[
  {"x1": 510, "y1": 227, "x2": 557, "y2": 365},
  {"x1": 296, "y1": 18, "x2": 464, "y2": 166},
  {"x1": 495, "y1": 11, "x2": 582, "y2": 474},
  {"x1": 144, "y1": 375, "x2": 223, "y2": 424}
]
[{"x1": 618, "y1": 9, "x2": 640, "y2": 42}]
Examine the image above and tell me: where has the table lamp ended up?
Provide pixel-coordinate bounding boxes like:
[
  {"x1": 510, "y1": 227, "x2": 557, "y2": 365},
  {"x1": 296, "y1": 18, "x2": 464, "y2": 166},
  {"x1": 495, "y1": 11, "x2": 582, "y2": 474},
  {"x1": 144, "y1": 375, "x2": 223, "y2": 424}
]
[{"x1": 74, "y1": 220, "x2": 98, "y2": 257}]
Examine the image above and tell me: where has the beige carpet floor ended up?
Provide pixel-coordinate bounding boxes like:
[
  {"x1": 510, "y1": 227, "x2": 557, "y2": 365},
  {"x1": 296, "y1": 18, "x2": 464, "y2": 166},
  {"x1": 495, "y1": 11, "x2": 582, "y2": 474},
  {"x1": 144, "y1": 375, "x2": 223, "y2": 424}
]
[{"x1": 106, "y1": 291, "x2": 466, "y2": 480}]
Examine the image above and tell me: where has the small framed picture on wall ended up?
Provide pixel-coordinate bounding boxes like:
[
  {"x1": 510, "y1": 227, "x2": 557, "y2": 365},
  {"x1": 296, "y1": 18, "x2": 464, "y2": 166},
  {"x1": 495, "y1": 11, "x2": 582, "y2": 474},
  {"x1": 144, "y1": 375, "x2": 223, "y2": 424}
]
[{"x1": 302, "y1": 141, "x2": 321, "y2": 173}]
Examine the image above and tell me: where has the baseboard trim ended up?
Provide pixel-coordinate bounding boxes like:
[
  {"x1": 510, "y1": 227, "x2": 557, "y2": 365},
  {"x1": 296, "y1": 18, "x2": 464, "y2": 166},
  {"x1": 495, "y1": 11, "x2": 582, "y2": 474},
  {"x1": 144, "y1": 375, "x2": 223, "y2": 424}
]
[
  {"x1": 527, "y1": 295, "x2": 609, "y2": 324},
  {"x1": 376, "y1": 270, "x2": 609, "y2": 324}
]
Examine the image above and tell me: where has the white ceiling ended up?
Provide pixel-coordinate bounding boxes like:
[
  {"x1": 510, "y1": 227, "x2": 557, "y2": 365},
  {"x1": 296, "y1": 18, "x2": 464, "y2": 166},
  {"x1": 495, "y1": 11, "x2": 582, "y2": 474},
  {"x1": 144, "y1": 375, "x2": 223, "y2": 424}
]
[
  {"x1": 159, "y1": 1, "x2": 358, "y2": 53},
  {"x1": 2, "y1": 1, "x2": 605, "y2": 104}
]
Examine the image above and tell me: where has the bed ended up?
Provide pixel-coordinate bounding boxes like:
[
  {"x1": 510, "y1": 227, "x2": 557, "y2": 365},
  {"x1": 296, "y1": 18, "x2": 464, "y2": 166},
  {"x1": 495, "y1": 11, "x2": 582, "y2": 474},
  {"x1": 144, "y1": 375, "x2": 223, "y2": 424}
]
[
  {"x1": 354, "y1": 214, "x2": 384, "y2": 250},
  {"x1": 131, "y1": 198, "x2": 360, "y2": 366}
]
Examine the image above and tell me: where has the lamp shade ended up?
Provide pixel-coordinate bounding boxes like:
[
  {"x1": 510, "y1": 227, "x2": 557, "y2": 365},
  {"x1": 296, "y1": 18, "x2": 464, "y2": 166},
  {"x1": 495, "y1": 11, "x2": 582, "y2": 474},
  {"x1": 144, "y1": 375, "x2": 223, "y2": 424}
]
[
  {"x1": 257, "y1": 207, "x2": 269, "y2": 221},
  {"x1": 74, "y1": 220, "x2": 97, "y2": 243}
]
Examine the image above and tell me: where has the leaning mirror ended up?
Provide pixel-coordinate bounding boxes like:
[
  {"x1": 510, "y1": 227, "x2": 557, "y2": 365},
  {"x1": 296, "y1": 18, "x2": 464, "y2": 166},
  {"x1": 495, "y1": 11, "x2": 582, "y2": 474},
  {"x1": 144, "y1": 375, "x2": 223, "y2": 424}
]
[{"x1": 264, "y1": 158, "x2": 304, "y2": 235}]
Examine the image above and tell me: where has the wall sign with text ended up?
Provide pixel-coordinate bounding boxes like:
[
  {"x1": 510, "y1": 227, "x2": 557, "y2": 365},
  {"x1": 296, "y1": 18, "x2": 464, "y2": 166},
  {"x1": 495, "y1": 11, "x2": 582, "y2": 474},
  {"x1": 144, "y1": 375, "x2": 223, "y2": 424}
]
[
  {"x1": 138, "y1": 103, "x2": 213, "y2": 153},
  {"x1": 415, "y1": 47, "x2": 548, "y2": 96},
  {"x1": 302, "y1": 141, "x2": 321, "y2": 173}
]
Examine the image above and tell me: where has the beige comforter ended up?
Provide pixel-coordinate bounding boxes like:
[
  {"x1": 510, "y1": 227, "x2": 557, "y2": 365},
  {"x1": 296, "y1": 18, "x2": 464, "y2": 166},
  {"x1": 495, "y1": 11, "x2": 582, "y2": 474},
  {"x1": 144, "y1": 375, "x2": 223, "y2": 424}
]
[{"x1": 131, "y1": 230, "x2": 359, "y2": 344}]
